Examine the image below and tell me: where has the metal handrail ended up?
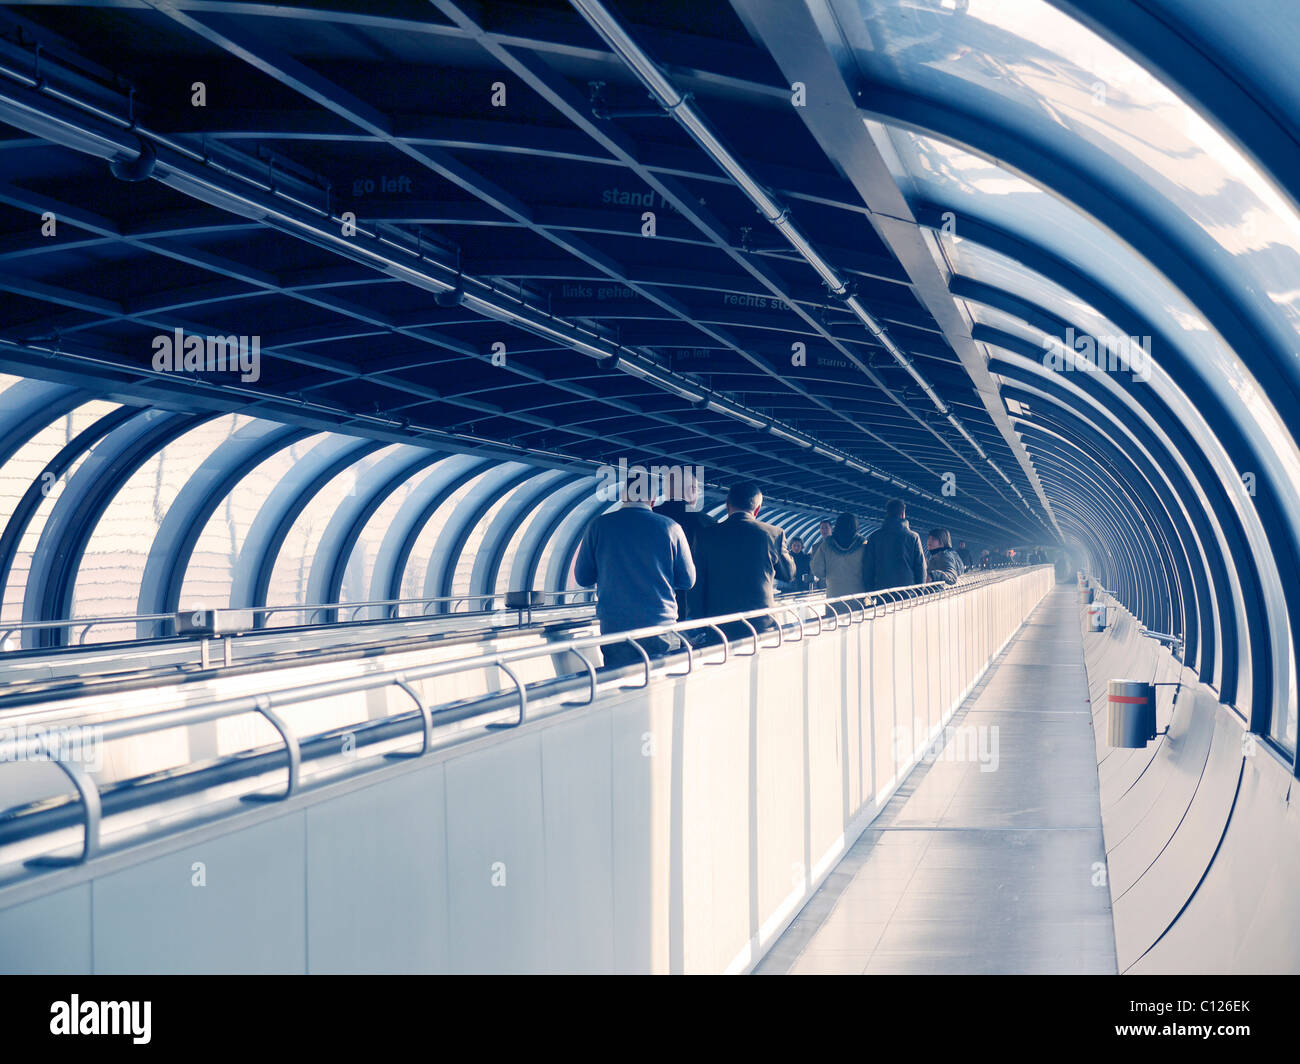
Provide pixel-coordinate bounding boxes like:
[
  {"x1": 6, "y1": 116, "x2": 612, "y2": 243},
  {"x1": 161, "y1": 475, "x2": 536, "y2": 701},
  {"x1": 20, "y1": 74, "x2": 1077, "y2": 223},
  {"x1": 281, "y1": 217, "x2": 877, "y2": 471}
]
[
  {"x1": 0, "y1": 566, "x2": 1051, "y2": 865},
  {"x1": 0, "y1": 612, "x2": 179, "y2": 646},
  {"x1": 0, "y1": 568, "x2": 1027, "y2": 759},
  {"x1": 0, "y1": 582, "x2": 840, "y2": 653},
  {"x1": 0, "y1": 589, "x2": 597, "y2": 649}
]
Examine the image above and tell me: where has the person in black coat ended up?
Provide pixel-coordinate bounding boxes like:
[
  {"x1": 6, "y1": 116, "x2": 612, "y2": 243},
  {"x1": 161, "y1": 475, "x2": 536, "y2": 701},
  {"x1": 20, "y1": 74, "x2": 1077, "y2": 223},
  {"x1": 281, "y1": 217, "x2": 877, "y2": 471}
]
[
  {"x1": 785, "y1": 536, "x2": 814, "y2": 591},
  {"x1": 653, "y1": 471, "x2": 716, "y2": 621},
  {"x1": 690, "y1": 480, "x2": 796, "y2": 640},
  {"x1": 925, "y1": 528, "x2": 965, "y2": 586},
  {"x1": 861, "y1": 498, "x2": 927, "y2": 591}
]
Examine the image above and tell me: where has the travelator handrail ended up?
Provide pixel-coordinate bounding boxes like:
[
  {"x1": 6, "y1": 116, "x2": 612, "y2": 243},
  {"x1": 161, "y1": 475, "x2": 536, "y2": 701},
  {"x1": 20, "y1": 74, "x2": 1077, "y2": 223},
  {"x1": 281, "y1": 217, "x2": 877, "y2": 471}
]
[
  {"x1": 0, "y1": 611, "x2": 180, "y2": 647},
  {"x1": 0, "y1": 589, "x2": 597, "y2": 650},
  {"x1": 0, "y1": 567, "x2": 1048, "y2": 866}
]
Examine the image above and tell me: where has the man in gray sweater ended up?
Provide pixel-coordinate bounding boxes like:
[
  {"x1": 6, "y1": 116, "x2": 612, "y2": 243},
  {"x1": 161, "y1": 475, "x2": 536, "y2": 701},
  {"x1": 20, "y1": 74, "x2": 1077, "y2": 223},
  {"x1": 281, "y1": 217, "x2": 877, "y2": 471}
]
[{"x1": 575, "y1": 482, "x2": 695, "y2": 669}]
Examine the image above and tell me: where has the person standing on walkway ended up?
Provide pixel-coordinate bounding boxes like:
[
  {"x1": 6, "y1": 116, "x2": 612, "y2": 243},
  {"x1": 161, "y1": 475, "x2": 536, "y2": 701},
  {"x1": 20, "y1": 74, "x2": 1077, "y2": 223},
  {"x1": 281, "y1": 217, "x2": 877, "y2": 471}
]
[
  {"x1": 956, "y1": 540, "x2": 973, "y2": 568},
  {"x1": 691, "y1": 480, "x2": 795, "y2": 640},
  {"x1": 575, "y1": 464, "x2": 696, "y2": 668},
  {"x1": 925, "y1": 528, "x2": 965, "y2": 585},
  {"x1": 653, "y1": 467, "x2": 715, "y2": 621},
  {"x1": 783, "y1": 536, "x2": 814, "y2": 592},
  {"x1": 861, "y1": 498, "x2": 927, "y2": 590},
  {"x1": 811, "y1": 512, "x2": 868, "y2": 599}
]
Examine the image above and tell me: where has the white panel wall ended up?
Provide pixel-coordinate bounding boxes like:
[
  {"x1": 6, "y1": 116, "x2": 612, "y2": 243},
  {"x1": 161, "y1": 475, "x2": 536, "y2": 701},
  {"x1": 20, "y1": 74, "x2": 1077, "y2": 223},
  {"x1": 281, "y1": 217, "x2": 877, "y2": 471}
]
[{"x1": 0, "y1": 568, "x2": 1053, "y2": 974}]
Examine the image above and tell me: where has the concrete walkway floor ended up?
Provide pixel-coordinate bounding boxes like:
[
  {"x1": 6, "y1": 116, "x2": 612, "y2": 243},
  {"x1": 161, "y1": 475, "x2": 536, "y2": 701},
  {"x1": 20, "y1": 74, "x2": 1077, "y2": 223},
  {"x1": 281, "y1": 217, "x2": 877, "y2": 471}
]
[{"x1": 756, "y1": 586, "x2": 1117, "y2": 975}]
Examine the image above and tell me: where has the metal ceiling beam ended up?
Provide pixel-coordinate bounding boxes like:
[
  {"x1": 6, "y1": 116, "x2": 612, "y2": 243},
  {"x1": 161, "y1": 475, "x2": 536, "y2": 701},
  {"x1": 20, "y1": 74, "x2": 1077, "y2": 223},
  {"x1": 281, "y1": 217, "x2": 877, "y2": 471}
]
[
  {"x1": 147, "y1": 2, "x2": 954, "y2": 503},
  {"x1": 434, "y1": 0, "x2": 1018, "y2": 518},
  {"x1": 723, "y1": 0, "x2": 1060, "y2": 539},
  {"x1": 0, "y1": 65, "x2": 948, "y2": 521}
]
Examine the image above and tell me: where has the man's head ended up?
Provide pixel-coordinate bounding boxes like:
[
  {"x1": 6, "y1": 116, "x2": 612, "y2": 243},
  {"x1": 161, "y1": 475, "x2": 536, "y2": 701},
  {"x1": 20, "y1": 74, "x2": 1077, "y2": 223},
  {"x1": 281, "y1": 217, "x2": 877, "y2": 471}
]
[
  {"x1": 959, "y1": 541, "x2": 967, "y2": 549},
  {"x1": 662, "y1": 464, "x2": 702, "y2": 508},
  {"x1": 726, "y1": 480, "x2": 762, "y2": 517},
  {"x1": 927, "y1": 528, "x2": 952, "y2": 551},
  {"x1": 819, "y1": 518, "x2": 833, "y2": 539},
  {"x1": 885, "y1": 498, "x2": 906, "y2": 521},
  {"x1": 790, "y1": 537, "x2": 805, "y2": 554}
]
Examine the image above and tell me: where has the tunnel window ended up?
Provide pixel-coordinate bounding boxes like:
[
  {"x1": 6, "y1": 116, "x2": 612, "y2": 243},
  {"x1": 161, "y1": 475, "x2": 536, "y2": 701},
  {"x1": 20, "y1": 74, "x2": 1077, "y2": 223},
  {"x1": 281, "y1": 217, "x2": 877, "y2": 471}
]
[
  {"x1": 69, "y1": 414, "x2": 248, "y2": 640},
  {"x1": 493, "y1": 483, "x2": 578, "y2": 598},
  {"x1": 843, "y1": 0, "x2": 1300, "y2": 358},
  {"x1": 336, "y1": 462, "x2": 447, "y2": 611},
  {"x1": 177, "y1": 431, "x2": 332, "y2": 611},
  {"x1": 1276, "y1": 644, "x2": 1299, "y2": 752},
  {"x1": 539, "y1": 497, "x2": 614, "y2": 595},
  {"x1": 261, "y1": 443, "x2": 405, "y2": 618},
  {"x1": 0, "y1": 398, "x2": 119, "y2": 632},
  {"x1": 397, "y1": 470, "x2": 492, "y2": 606},
  {"x1": 449, "y1": 478, "x2": 539, "y2": 610}
]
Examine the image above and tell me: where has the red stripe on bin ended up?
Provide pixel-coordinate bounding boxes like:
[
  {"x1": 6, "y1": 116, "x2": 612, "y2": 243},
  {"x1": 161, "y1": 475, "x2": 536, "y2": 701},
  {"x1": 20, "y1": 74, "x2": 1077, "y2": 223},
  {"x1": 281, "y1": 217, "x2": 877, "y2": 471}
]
[{"x1": 1109, "y1": 695, "x2": 1148, "y2": 704}]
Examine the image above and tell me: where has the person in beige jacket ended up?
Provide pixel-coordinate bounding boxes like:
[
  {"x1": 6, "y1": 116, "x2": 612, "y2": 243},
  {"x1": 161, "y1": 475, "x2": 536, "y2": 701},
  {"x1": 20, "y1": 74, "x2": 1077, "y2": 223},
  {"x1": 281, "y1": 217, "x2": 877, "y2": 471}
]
[{"x1": 811, "y1": 512, "x2": 869, "y2": 599}]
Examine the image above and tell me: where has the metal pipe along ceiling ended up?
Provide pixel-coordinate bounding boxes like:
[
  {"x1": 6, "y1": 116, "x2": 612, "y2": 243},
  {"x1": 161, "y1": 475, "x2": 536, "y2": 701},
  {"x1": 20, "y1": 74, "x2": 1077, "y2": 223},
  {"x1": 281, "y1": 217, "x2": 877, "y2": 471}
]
[{"x1": 568, "y1": 0, "x2": 1033, "y2": 513}]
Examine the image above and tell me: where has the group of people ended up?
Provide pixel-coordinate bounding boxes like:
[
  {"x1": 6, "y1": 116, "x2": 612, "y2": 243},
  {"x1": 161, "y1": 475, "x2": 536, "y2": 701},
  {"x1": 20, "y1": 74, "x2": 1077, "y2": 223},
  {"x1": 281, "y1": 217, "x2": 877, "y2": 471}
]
[
  {"x1": 573, "y1": 475, "x2": 969, "y2": 669},
  {"x1": 789, "y1": 501, "x2": 966, "y2": 600},
  {"x1": 974, "y1": 545, "x2": 1049, "y2": 569}
]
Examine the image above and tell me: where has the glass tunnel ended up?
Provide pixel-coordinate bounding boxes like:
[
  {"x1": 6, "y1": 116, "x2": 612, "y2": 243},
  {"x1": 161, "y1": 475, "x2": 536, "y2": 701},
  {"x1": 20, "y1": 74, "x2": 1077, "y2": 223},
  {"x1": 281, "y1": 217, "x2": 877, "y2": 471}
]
[{"x1": 0, "y1": 0, "x2": 1296, "y2": 994}]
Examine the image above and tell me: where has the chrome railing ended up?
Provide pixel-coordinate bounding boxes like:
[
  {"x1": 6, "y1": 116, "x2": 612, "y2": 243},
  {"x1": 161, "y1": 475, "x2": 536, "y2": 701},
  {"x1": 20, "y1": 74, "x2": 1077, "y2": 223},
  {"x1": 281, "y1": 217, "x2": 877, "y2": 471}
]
[
  {"x1": 0, "y1": 589, "x2": 597, "y2": 650},
  {"x1": 0, "y1": 567, "x2": 1052, "y2": 866}
]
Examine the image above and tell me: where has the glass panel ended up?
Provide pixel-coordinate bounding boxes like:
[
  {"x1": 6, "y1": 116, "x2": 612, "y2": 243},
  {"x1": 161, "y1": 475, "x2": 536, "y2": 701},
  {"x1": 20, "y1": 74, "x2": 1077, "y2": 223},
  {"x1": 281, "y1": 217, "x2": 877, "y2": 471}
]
[
  {"x1": 840, "y1": 0, "x2": 1300, "y2": 362},
  {"x1": 0, "y1": 399, "x2": 120, "y2": 633},
  {"x1": 450, "y1": 478, "x2": 538, "y2": 610},
  {"x1": 496, "y1": 485, "x2": 574, "y2": 597},
  {"x1": 399, "y1": 471, "x2": 491, "y2": 606},
  {"x1": 72, "y1": 415, "x2": 249, "y2": 640},
  {"x1": 336, "y1": 461, "x2": 447, "y2": 610},
  {"x1": 870, "y1": 118, "x2": 1300, "y2": 736},
  {"x1": 261, "y1": 443, "x2": 407, "y2": 619},
  {"x1": 178, "y1": 432, "x2": 332, "y2": 611}
]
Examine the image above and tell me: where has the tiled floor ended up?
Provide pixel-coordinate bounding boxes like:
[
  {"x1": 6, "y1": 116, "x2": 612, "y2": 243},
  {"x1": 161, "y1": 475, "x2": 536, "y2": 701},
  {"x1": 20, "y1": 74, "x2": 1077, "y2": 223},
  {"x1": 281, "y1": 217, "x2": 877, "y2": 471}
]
[{"x1": 755, "y1": 587, "x2": 1117, "y2": 975}]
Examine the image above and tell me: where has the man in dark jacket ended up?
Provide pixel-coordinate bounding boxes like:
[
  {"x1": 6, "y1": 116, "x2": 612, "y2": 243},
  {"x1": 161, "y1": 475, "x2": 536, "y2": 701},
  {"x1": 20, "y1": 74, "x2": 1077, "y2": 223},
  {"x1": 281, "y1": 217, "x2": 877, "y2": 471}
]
[
  {"x1": 925, "y1": 528, "x2": 965, "y2": 585},
  {"x1": 780, "y1": 537, "x2": 814, "y2": 592},
  {"x1": 653, "y1": 469, "x2": 716, "y2": 621},
  {"x1": 691, "y1": 480, "x2": 796, "y2": 640},
  {"x1": 956, "y1": 540, "x2": 973, "y2": 568},
  {"x1": 861, "y1": 498, "x2": 927, "y2": 591}
]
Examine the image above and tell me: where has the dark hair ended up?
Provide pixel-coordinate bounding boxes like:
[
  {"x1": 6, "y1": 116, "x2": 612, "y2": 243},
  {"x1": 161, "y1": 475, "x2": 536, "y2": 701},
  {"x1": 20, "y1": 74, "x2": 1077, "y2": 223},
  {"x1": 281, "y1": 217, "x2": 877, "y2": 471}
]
[
  {"x1": 727, "y1": 480, "x2": 762, "y2": 512},
  {"x1": 927, "y1": 528, "x2": 952, "y2": 548},
  {"x1": 833, "y1": 512, "x2": 858, "y2": 543},
  {"x1": 885, "y1": 498, "x2": 906, "y2": 520}
]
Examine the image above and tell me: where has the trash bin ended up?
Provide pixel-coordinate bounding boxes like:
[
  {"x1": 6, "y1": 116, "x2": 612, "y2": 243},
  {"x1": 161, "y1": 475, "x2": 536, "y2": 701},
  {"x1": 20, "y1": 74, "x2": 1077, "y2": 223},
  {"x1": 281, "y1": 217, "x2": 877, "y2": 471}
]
[
  {"x1": 1088, "y1": 604, "x2": 1107, "y2": 631},
  {"x1": 1107, "y1": 679, "x2": 1156, "y2": 748}
]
